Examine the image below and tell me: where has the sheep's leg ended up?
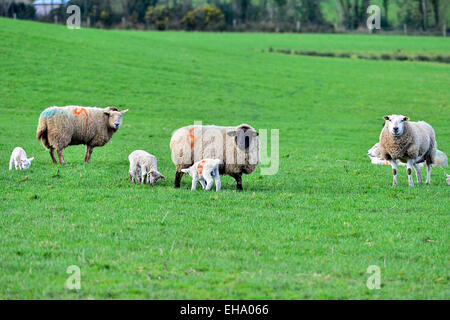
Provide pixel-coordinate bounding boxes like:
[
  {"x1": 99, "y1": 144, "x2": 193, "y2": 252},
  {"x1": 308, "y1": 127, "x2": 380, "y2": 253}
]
[
  {"x1": 406, "y1": 159, "x2": 414, "y2": 187},
  {"x1": 141, "y1": 170, "x2": 147, "y2": 185},
  {"x1": 230, "y1": 172, "x2": 243, "y2": 191},
  {"x1": 199, "y1": 179, "x2": 206, "y2": 189},
  {"x1": 426, "y1": 163, "x2": 432, "y2": 185},
  {"x1": 49, "y1": 148, "x2": 57, "y2": 164},
  {"x1": 84, "y1": 146, "x2": 94, "y2": 163},
  {"x1": 413, "y1": 164, "x2": 423, "y2": 184},
  {"x1": 213, "y1": 169, "x2": 221, "y2": 192},
  {"x1": 9, "y1": 157, "x2": 14, "y2": 171},
  {"x1": 203, "y1": 172, "x2": 214, "y2": 191},
  {"x1": 191, "y1": 178, "x2": 198, "y2": 190},
  {"x1": 56, "y1": 149, "x2": 66, "y2": 165},
  {"x1": 389, "y1": 160, "x2": 398, "y2": 187},
  {"x1": 174, "y1": 171, "x2": 184, "y2": 188}
]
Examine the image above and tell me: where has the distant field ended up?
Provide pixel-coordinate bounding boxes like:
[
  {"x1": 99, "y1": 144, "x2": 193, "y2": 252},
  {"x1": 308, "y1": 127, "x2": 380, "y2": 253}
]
[{"x1": 0, "y1": 18, "x2": 449, "y2": 299}]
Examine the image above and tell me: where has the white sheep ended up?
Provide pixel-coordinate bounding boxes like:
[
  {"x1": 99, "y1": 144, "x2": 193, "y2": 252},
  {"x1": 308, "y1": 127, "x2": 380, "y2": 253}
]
[
  {"x1": 379, "y1": 114, "x2": 436, "y2": 186},
  {"x1": 9, "y1": 147, "x2": 34, "y2": 170},
  {"x1": 128, "y1": 150, "x2": 166, "y2": 185},
  {"x1": 170, "y1": 124, "x2": 259, "y2": 190},
  {"x1": 181, "y1": 158, "x2": 221, "y2": 191}
]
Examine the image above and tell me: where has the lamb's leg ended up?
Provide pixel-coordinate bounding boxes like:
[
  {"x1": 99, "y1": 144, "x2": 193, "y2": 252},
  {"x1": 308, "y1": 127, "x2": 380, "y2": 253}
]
[
  {"x1": 191, "y1": 178, "x2": 198, "y2": 190},
  {"x1": 199, "y1": 179, "x2": 206, "y2": 189},
  {"x1": 9, "y1": 156, "x2": 14, "y2": 171},
  {"x1": 389, "y1": 160, "x2": 398, "y2": 187},
  {"x1": 174, "y1": 171, "x2": 184, "y2": 188},
  {"x1": 56, "y1": 149, "x2": 66, "y2": 165},
  {"x1": 426, "y1": 163, "x2": 432, "y2": 185},
  {"x1": 141, "y1": 170, "x2": 147, "y2": 185},
  {"x1": 406, "y1": 159, "x2": 414, "y2": 187},
  {"x1": 49, "y1": 148, "x2": 57, "y2": 164},
  {"x1": 203, "y1": 172, "x2": 214, "y2": 191},
  {"x1": 213, "y1": 169, "x2": 221, "y2": 192},
  {"x1": 85, "y1": 146, "x2": 94, "y2": 163},
  {"x1": 413, "y1": 164, "x2": 423, "y2": 184}
]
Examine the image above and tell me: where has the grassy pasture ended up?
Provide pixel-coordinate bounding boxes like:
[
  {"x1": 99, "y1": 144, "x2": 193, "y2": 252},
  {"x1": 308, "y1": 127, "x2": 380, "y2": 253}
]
[{"x1": 0, "y1": 18, "x2": 449, "y2": 299}]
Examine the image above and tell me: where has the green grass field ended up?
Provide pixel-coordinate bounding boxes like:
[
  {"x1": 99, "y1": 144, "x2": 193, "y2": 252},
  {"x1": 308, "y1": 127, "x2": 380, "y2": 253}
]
[{"x1": 0, "y1": 18, "x2": 449, "y2": 299}]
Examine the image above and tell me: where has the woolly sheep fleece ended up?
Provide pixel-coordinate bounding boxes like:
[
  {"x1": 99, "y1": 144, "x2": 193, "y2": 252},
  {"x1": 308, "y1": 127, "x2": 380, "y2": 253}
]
[
  {"x1": 379, "y1": 118, "x2": 436, "y2": 164},
  {"x1": 170, "y1": 124, "x2": 260, "y2": 175},
  {"x1": 36, "y1": 106, "x2": 127, "y2": 162}
]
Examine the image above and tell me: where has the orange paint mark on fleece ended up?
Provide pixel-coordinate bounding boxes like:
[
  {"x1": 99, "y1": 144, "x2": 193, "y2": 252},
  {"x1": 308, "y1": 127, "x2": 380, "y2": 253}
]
[
  {"x1": 197, "y1": 160, "x2": 206, "y2": 175},
  {"x1": 187, "y1": 127, "x2": 196, "y2": 147},
  {"x1": 74, "y1": 107, "x2": 88, "y2": 125}
]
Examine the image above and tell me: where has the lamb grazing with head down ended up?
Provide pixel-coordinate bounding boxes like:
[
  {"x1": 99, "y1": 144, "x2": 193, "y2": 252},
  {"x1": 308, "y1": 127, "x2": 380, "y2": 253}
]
[
  {"x1": 9, "y1": 147, "x2": 34, "y2": 170},
  {"x1": 170, "y1": 123, "x2": 259, "y2": 190},
  {"x1": 379, "y1": 114, "x2": 436, "y2": 187},
  {"x1": 128, "y1": 150, "x2": 166, "y2": 185},
  {"x1": 36, "y1": 106, "x2": 128, "y2": 164},
  {"x1": 182, "y1": 158, "x2": 221, "y2": 191}
]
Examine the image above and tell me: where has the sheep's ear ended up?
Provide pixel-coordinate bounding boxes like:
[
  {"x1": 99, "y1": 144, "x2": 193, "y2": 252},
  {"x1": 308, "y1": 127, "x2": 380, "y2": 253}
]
[
  {"x1": 227, "y1": 131, "x2": 237, "y2": 137},
  {"x1": 120, "y1": 109, "x2": 129, "y2": 114},
  {"x1": 252, "y1": 131, "x2": 259, "y2": 137},
  {"x1": 403, "y1": 116, "x2": 409, "y2": 121},
  {"x1": 104, "y1": 111, "x2": 111, "y2": 116},
  {"x1": 28, "y1": 157, "x2": 34, "y2": 162},
  {"x1": 383, "y1": 116, "x2": 390, "y2": 121},
  {"x1": 181, "y1": 169, "x2": 189, "y2": 173}
]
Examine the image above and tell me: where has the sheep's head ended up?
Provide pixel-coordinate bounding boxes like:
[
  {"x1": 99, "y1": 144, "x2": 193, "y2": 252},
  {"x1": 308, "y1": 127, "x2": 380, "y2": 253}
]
[
  {"x1": 21, "y1": 157, "x2": 34, "y2": 169},
  {"x1": 383, "y1": 115, "x2": 409, "y2": 136},
  {"x1": 104, "y1": 107, "x2": 128, "y2": 130},
  {"x1": 227, "y1": 124, "x2": 258, "y2": 150},
  {"x1": 148, "y1": 170, "x2": 166, "y2": 186}
]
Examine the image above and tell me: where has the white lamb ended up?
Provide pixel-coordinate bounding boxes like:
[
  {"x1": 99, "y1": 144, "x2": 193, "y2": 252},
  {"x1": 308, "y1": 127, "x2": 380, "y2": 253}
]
[
  {"x1": 181, "y1": 159, "x2": 221, "y2": 191},
  {"x1": 9, "y1": 147, "x2": 34, "y2": 170},
  {"x1": 128, "y1": 150, "x2": 166, "y2": 185}
]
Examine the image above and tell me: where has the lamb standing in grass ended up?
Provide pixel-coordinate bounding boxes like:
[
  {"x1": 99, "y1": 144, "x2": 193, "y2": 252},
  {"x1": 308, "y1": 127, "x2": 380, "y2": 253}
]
[
  {"x1": 36, "y1": 106, "x2": 128, "y2": 165},
  {"x1": 379, "y1": 114, "x2": 436, "y2": 186},
  {"x1": 181, "y1": 159, "x2": 221, "y2": 191},
  {"x1": 9, "y1": 147, "x2": 34, "y2": 170},
  {"x1": 128, "y1": 150, "x2": 166, "y2": 185}
]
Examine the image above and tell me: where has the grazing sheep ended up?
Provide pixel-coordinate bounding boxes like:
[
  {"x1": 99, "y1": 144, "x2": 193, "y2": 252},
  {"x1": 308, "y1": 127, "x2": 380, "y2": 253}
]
[
  {"x1": 368, "y1": 142, "x2": 447, "y2": 167},
  {"x1": 170, "y1": 123, "x2": 259, "y2": 190},
  {"x1": 36, "y1": 106, "x2": 128, "y2": 164},
  {"x1": 128, "y1": 150, "x2": 166, "y2": 185},
  {"x1": 9, "y1": 147, "x2": 34, "y2": 170},
  {"x1": 181, "y1": 158, "x2": 221, "y2": 191},
  {"x1": 379, "y1": 114, "x2": 436, "y2": 186}
]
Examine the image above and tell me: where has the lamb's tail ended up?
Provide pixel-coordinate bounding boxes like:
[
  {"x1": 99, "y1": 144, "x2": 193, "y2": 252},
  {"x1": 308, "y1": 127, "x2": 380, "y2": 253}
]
[{"x1": 36, "y1": 118, "x2": 51, "y2": 149}]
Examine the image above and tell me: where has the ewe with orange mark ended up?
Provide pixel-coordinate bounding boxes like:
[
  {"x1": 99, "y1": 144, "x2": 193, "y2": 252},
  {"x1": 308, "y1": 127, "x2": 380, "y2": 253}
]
[
  {"x1": 36, "y1": 106, "x2": 128, "y2": 164},
  {"x1": 170, "y1": 124, "x2": 259, "y2": 190}
]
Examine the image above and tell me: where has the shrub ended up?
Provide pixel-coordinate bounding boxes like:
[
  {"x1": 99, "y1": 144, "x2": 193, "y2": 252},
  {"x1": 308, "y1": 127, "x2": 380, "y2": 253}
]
[
  {"x1": 181, "y1": 5, "x2": 225, "y2": 31},
  {"x1": 145, "y1": 5, "x2": 170, "y2": 30}
]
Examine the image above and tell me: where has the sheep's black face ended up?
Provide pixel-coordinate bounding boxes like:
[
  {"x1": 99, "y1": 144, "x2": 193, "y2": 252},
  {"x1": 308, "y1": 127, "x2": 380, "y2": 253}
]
[{"x1": 227, "y1": 126, "x2": 258, "y2": 150}]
